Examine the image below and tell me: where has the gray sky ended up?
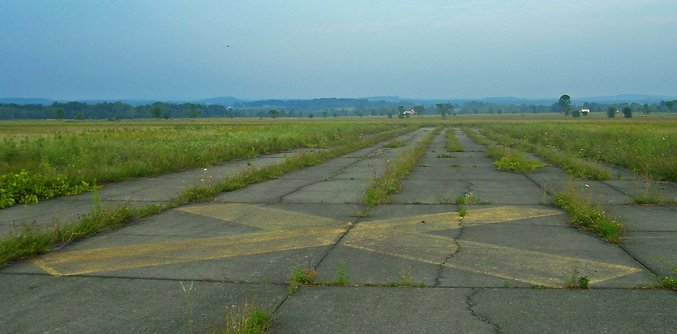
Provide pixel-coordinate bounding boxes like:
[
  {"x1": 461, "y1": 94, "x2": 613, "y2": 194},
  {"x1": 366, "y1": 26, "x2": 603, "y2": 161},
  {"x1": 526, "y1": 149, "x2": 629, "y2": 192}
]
[{"x1": 1, "y1": 0, "x2": 676, "y2": 100}]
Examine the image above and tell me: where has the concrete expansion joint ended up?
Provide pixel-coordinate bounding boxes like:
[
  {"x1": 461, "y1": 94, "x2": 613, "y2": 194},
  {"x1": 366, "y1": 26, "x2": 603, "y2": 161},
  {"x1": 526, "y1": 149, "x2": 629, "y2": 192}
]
[
  {"x1": 312, "y1": 209, "x2": 364, "y2": 271},
  {"x1": 617, "y1": 244, "x2": 660, "y2": 277},
  {"x1": 466, "y1": 288, "x2": 500, "y2": 333},
  {"x1": 523, "y1": 173, "x2": 552, "y2": 197},
  {"x1": 278, "y1": 147, "x2": 379, "y2": 203}
]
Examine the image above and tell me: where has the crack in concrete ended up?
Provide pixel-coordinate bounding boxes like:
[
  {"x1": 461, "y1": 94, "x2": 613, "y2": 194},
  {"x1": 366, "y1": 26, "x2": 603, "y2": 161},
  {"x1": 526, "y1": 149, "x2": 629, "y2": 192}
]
[
  {"x1": 434, "y1": 214, "x2": 464, "y2": 287},
  {"x1": 466, "y1": 288, "x2": 500, "y2": 333}
]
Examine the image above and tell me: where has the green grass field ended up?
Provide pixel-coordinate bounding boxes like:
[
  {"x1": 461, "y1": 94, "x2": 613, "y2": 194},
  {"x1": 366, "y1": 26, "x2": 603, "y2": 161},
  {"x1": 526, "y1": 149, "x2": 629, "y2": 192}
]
[
  {"x1": 1, "y1": 115, "x2": 675, "y2": 208},
  {"x1": 0, "y1": 119, "x2": 413, "y2": 208}
]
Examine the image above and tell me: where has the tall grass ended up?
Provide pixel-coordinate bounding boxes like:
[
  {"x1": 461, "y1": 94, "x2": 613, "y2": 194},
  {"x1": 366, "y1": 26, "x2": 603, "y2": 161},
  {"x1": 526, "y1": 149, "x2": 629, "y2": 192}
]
[
  {"x1": 477, "y1": 127, "x2": 611, "y2": 180},
  {"x1": 365, "y1": 127, "x2": 440, "y2": 206},
  {"x1": 0, "y1": 120, "x2": 410, "y2": 207},
  {"x1": 445, "y1": 128, "x2": 464, "y2": 152},
  {"x1": 476, "y1": 122, "x2": 676, "y2": 181}
]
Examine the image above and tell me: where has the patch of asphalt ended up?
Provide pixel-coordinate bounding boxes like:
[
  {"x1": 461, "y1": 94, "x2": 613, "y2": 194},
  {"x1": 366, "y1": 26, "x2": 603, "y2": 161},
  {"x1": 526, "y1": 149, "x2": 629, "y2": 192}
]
[{"x1": 272, "y1": 286, "x2": 495, "y2": 334}]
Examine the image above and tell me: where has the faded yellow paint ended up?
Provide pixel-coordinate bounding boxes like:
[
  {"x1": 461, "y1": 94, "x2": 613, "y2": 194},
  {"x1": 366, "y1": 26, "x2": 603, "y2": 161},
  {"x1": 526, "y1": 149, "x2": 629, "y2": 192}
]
[
  {"x1": 33, "y1": 204, "x2": 350, "y2": 276},
  {"x1": 463, "y1": 205, "x2": 562, "y2": 225},
  {"x1": 343, "y1": 212, "x2": 461, "y2": 264},
  {"x1": 32, "y1": 204, "x2": 644, "y2": 287}
]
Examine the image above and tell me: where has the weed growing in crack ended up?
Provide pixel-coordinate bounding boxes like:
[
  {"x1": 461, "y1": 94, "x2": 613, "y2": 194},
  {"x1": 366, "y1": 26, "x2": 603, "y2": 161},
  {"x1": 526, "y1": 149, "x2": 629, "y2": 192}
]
[
  {"x1": 288, "y1": 257, "x2": 319, "y2": 294},
  {"x1": 388, "y1": 268, "x2": 426, "y2": 288},
  {"x1": 564, "y1": 262, "x2": 590, "y2": 289},
  {"x1": 436, "y1": 153, "x2": 454, "y2": 159},
  {"x1": 457, "y1": 207, "x2": 468, "y2": 217},
  {"x1": 329, "y1": 261, "x2": 350, "y2": 286},
  {"x1": 180, "y1": 281, "x2": 197, "y2": 334},
  {"x1": 634, "y1": 177, "x2": 676, "y2": 205},
  {"x1": 210, "y1": 300, "x2": 272, "y2": 334},
  {"x1": 456, "y1": 192, "x2": 484, "y2": 205},
  {"x1": 553, "y1": 185, "x2": 623, "y2": 244}
]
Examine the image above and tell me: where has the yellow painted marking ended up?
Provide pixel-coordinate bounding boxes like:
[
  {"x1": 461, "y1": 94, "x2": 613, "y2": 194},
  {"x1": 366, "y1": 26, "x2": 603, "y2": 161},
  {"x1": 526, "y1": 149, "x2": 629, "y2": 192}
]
[
  {"x1": 34, "y1": 204, "x2": 350, "y2": 276},
  {"x1": 463, "y1": 205, "x2": 562, "y2": 225},
  {"x1": 341, "y1": 207, "x2": 642, "y2": 287},
  {"x1": 343, "y1": 212, "x2": 461, "y2": 263},
  {"x1": 33, "y1": 204, "x2": 645, "y2": 287}
]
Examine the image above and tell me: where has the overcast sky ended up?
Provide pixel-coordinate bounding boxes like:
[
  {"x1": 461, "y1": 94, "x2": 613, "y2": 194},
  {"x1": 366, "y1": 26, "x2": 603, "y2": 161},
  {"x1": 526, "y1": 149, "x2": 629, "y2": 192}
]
[{"x1": 1, "y1": 0, "x2": 676, "y2": 100}]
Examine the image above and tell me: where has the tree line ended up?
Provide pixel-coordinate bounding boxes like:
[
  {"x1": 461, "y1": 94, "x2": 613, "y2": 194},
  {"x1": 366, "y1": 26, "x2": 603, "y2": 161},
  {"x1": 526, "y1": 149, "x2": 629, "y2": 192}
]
[{"x1": 0, "y1": 99, "x2": 675, "y2": 120}]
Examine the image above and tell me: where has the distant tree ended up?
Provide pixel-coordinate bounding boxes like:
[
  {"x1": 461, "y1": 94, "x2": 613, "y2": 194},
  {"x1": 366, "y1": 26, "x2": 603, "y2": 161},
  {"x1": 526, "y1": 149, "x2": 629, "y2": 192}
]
[
  {"x1": 74, "y1": 112, "x2": 84, "y2": 120},
  {"x1": 388, "y1": 113, "x2": 393, "y2": 119},
  {"x1": 558, "y1": 94, "x2": 571, "y2": 116},
  {"x1": 622, "y1": 106, "x2": 633, "y2": 118},
  {"x1": 414, "y1": 105, "x2": 425, "y2": 115},
  {"x1": 308, "y1": 113, "x2": 314, "y2": 118},
  {"x1": 665, "y1": 100, "x2": 676, "y2": 112},
  {"x1": 188, "y1": 104, "x2": 202, "y2": 118},
  {"x1": 436, "y1": 103, "x2": 453, "y2": 118},
  {"x1": 642, "y1": 104, "x2": 651, "y2": 115},
  {"x1": 607, "y1": 106, "x2": 616, "y2": 118},
  {"x1": 322, "y1": 110, "x2": 328, "y2": 118},
  {"x1": 151, "y1": 106, "x2": 162, "y2": 119},
  {"x1": 268, "y1": 109, "x2": 279, "y2": 118},
  {"x1": 163, "y1": 111, "x2": 171, "y2": 119},
  {"x1": 572, "y1": 109, "x2": 581, "y2": 118},
  {"x1": 54, "y1": 108, "x2": 65, "y2": 120}
]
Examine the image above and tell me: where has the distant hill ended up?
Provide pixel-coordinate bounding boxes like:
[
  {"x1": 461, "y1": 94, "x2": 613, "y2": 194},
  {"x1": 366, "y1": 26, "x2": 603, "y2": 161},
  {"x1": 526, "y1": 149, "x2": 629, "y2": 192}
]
[
  {"x1": 1, "y1": 94, "x2": 674, "y2": 107},
  {"x1": 575, "y1": 94, "x2": 676, "y2": 104},
  {"x1": 197, "y1": 96, "x2": 248, "y2": 105}
]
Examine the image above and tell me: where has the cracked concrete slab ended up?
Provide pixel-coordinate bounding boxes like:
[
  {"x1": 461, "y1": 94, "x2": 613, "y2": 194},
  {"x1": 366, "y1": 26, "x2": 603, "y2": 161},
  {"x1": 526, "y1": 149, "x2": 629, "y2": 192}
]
[
  {"x1": 0, "y1": 151, "x2": 299, "y2": 238},
  {"x1": 273, "y1": 286, "x2": 494, "y2": 334},
  {"x1": 5, "y1": 203, "x2": 357, "y2": 283},
  {"x1": 472, "y1": 288, "x2": 677, "y2": 334},
  {"x1": 0, "y1": 275, "x2": 286, "y2": 334},
  {"x1": 1, "y1": 125, "x2": 674, "y2": 333},
  {"x1": 315, "y1": 204, "x2": 461, "y2": 286},
  {"x1": 438, "y1": 209, "x2": 655, "y2": 288}
]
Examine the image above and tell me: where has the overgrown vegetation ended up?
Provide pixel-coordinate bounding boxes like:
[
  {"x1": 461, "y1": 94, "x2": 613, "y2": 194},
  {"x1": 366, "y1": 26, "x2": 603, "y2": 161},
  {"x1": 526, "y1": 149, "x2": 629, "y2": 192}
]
[
  {"x1": 475, "y1": 121, "x2": 676, "y2": 181},
  {"x1": 288, "y1": 257, "x2": 320, "y2": 294},
  {"x1": 178, "y1": 127, "x2": 413, "y2": 203},
  {"x1": 564, "y1": 265, "x2": 590, "y2": 289},
  {"x1": 209, "y1": 302, "x2": 272, "y2": 334},
  {"x1": 487, "y1": 145, "x2": 545, "y2": 173},
  {"x1": 0, "y1": 127, "x2": 414, "y2": 268},
  {"x1": 0, "y1": 121, "x2": 409, "y2": 208},
  {"x1": 477, "y1": 126, "x2": 611, "y2": 179},
  {"x1": 364, "y1": 127, "x2": 440, "y2": 206},
  {"x1": 0, "y1": 202, "x2": 164, "y2": 267},
  {"x1": 456, "y1": 192, "x2": 485, "y2": 205},
  {"x1": 657, "y1": 273, "x2": 677, "y2": 291},
  {"x1": 552, "y1": 187, "x2": 623, "y2": 244},
  {"x1": 445, "y1": 128, "x2": 464, "y2": 152}
]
